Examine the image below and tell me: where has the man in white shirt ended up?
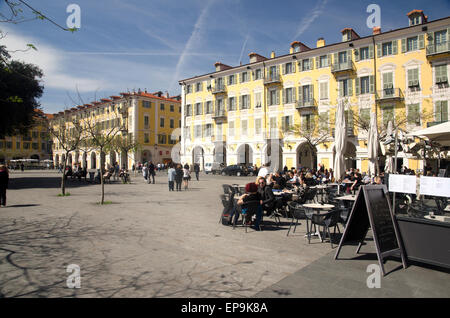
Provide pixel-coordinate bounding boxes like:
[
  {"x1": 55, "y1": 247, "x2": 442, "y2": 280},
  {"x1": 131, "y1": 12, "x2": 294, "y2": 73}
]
[{"x1": 258, "y1": 163, "x2": 270, "y2": 178}]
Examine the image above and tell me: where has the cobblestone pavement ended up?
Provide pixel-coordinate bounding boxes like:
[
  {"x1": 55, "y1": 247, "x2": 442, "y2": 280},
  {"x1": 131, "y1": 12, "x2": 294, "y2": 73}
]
[{"x1": 0, "y1": 170, "x2": 333, "y2": 298}]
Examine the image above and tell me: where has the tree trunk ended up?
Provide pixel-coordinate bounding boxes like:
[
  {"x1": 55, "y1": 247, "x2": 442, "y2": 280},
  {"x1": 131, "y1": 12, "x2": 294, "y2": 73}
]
[
  {"x1": 101, "y1": 171, "x2": 104, "y2": 204},
  {"x1": 61, "y1": 152, "x2": 68, "y2": 195}
]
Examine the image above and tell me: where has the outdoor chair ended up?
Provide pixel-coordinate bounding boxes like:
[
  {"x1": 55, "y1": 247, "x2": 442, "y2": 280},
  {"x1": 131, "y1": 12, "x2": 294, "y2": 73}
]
[
  {"x1": 338, "y1": 207, "x2": 351, "y2": 228},
  {"x1": 308, "y1": 209, "x2": 341, "y2": 248},
  {"x1": 286, "y1": 202, "x2": 307, "y2": 236},
  {"x1": 304, "y1": 188, "x2": 318, "y2": 204},
  {"x1": 233, "y1": 200, "x2": 262, "y2": 232}
]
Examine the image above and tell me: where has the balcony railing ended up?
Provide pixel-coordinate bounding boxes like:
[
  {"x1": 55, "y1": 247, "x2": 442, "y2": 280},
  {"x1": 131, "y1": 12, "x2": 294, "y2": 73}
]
[
  {"x1": 426, "y1": 42, "x2": 450, "y2": 56},
  {"x1": 331, "y1": 60, "x2": 353, "y2": 73},
  {"x1": 296, "y1": 99, "x2": 316, "y2": 110},
  {"x1": 264, "y1": 73, "x2": 281, "y2": 85},
  {"x1": 212, "y1": 109, "x2": 227, "y2": 120},
  {"x1": 211, "y1": 85, "x2": 226, "y2": 94},
  {"x1": 375, "y1": 88, "x2": 403, "y2": 101}
]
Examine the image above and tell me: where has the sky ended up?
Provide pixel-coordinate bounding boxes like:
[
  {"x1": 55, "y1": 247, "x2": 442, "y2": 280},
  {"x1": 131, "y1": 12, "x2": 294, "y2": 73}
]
[{"x1": 1, "y1": 0, "x2": 449, "y2": 114}]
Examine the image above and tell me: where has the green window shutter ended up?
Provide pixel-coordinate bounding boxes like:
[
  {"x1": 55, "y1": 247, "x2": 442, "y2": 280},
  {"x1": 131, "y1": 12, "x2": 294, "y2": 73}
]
[
  {"x1": 407, "y1": 69, "x2": 412, "y2": 86},
  {"x1": 339, "y1": 80, "x2": 343, "y2": 97},
  {"x1": 239, "y1": 95, "x2": 243, "y2": 109},
  {"x1": 333, "y1": 52, "x2": 338, "y2": 65},
  {"x1": 292, "y1": 61, "x2": 296, "y2": 73},
  {"x1": 355, "y1": 78, "x2": 360, "y2": 95},
  {"x1": 392, "y1": 40, "x2": 398, "y2": 55},
  {"x1": 310, "y1": 58, "x2": 314, "y2": 70},
  {"x1": 377, "y1": 44, "x2": 382, "y2": 57},
  {"x1": 354, "y1": 49, "x2": 360, "y2": 62},
  {"x1": 418, "y1": 34, "x2": 424, "y2": 49},
  {"x1": 442, "y1": 101, "x2": 449, "y2": 122},
  {"x1": 309, "y1": 84, "x2": 314, "y2": 100},
  {"x1": 315, "y1": 57, "x2": 319, "y2": 69},
  {"x1": 292, "y1": 87, "x2": 296, "y2": 102},
  {"x1": 282, "y1": 89, "x2": 286, "y2": 104},
  {"x1": 276, "y1": 89, "x2": 280, "y2": 105},
  {"x1": 369, "y1": 44, "x2": 374, "y2": 59},
  {"x1": 327, "y1": 54, "x2": 331, "y2": 67},
  {"x1": 266, "y1": 90, "x2": 270, "y2": 106},
  {"x1": 401, "y1": 38, "x2": 407, "y2": 53},
  {"x1": 298, "y1": 86, "x2": 303, "y2": 103},
  {"x1": 347, "y1": 50, "x2": 352, "y2": 62},
  {"x1": 436, "y1": 101, "x2": 442, "y2": 122},
  {"x1": 348, "y1": 79, "x2": 353, "y2": 96},
  {"x1": 277, "y1": 65, "x2": 280, "y2": 76},
  {"x1": 369, "y1": 75, "x2": 375, "y2": 93},
  {"x1": 282, "y1": 64, "x2": 286, "y2": 75}
]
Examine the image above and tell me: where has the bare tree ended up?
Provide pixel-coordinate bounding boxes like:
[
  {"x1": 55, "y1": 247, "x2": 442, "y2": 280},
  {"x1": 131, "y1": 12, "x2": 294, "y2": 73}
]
[
  {"x1": 110, "y1": 133, "x2": 141, "y2": 170},
  {"x1": 47, "y1": 115, "x2": 86, "y2": 196},
  {"x1": 83, "y1": 114, "x2": 122, "y2": 204}
]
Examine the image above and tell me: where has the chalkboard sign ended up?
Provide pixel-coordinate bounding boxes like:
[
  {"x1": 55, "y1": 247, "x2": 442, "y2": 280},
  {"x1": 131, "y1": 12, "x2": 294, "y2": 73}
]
[{"x1": 334, "y1": 185, "x2": 407, "y2": 276}]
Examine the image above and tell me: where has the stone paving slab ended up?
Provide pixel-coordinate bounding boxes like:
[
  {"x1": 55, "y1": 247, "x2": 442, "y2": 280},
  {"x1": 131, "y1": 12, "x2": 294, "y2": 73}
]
[
  {"x1": 0, "y1": 171, "x2": 333, "y2": 298},
  {"x1": 255, "y1": 237, "x2": 450, "y2": 298}
]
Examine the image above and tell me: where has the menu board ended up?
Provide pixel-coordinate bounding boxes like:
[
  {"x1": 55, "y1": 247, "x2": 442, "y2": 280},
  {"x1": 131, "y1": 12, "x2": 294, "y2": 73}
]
[
  {"x1": 335, "y1": 185, "x2": 407, "y2": 276},
  {"x1": 420, "y1": 176, "x2": 450, "y2": 197},
  {"x1": 388, "y1": 174, "x2": 417, "y2": 194}
]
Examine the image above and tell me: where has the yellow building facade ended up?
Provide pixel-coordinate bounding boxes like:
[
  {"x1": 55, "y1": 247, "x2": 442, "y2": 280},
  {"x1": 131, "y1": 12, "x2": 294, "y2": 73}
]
[
  {"x1": 50, "y1": 90, "x2": 181, "y2": 169},
  {"x1": 179, "y1": 11, "x2": 450, "y2": 173},
  {"x1": 0, "y1": 111, "x2": 52, "y2": 163}
]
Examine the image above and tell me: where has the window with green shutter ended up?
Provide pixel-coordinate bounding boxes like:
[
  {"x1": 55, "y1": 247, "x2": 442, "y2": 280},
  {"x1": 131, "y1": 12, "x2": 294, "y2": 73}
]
[
  {"x1": 407, "y1": 104, "x2": 420, "y2": 126},
  {"x1": 383, "y1": 106, "x2": 395, "y2": 128},
  {"x1": 407, "y1": 68, "x2": 420, "y2": 89},
  {"x1": 319, "y1": 112, "x2": 328, "y2": 131},
  {"x1": 435, "y1": 64, "x2": 448, "y2": 84},
  {"x1": 436, "y1": 101, "x2": 449, "y2": 123},
  {"x1": 360, "y1": 108, "x2": 371, "y2": 126}
]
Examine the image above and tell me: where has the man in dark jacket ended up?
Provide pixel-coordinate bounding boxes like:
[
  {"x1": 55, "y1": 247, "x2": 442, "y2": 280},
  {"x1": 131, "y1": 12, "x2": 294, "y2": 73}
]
[
  {"x1": 148, "y1": 161, "x2": 156, "y2": 184},
  {"x1": 194, "y1": 163, "x2": 200, "y2": 181},
  {"x1": 0, "y1": 164, "x2": 9, "y2": 207},
  {"x1": 257, "y1": 177, "x2": 275, "y2": 216}
]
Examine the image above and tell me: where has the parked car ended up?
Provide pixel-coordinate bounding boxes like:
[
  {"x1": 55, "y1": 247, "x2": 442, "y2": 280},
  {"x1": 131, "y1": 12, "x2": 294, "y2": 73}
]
[
  {"x1": 220, "y1": 164, "x2": 252, "y2": 176},
  {"x1": 204, "y1": 162, "x2": 223, "y2": 174}
]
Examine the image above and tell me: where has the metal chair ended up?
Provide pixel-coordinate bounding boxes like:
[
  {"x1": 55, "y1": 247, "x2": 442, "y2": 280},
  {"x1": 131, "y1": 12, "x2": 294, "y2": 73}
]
[
  {"x1": 286, "y1": 202, "x2": 306, "y2": 236},
  {"x1": 233, "y1": 200, "x2": 262, "y2": 232},
  {"x1": 308, "y1": 209, "x2": 341, "y2": 248}
]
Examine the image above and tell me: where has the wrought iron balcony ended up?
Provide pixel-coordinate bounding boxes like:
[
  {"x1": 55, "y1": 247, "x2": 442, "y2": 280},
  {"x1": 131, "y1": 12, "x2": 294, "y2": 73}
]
[
  {"x1": 375, "y1": 88, "x2": 403, "y2": 101},
  {"x1": 331, "y1": 60, "x2": 354, "y2": 73},
  {"x1": 296, "y1": 99, "x2": 316, "y2": 110},
  {"x1": 263, "y1": 73, "x2": 281, "y2": 85},
  {"x1": 212, "y1": 109, "x2": 227, "y2": 120},
  {"x1": 211, "y1": 85, "x2": 226, "y2": 94},
  {"x1": 426, "y1": 42, "x2": 450, "y2": 56}
]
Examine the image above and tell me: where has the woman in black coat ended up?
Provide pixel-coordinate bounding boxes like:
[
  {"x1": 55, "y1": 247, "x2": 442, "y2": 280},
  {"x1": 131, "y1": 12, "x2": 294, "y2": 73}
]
[
  {"x1": 0, "y1": 164, "x2": 9, "y2": 207},
  {"x1": 175, "y1": 164, "x2": 183, "y2": 191}
]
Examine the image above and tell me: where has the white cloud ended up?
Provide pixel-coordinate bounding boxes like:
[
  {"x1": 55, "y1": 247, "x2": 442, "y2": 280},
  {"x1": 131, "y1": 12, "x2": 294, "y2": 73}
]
[{"x1": 1, "y1": 28, "x2": 107, "y2": 92}]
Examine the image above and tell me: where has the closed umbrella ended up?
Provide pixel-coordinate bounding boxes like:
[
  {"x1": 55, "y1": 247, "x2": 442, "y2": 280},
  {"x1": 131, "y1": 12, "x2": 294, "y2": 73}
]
[
  {"x1": 333, "y1": 100, "x2": 347, "y2": 185},
  {"x1": 367, "y1": 112, "x2": 379, "y2": 176},
  {"x1": 384, "y1": 121, "x2": 394, "y2": 173}
]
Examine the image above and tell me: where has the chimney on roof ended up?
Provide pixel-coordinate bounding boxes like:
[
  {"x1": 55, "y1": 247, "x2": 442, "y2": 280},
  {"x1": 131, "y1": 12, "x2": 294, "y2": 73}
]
[
  {"x1": 214, "y1": 62, "x2": 232, "y2": 72},
  {"x1": 372, "y1": 26, "x2": 381, "y2": 35},
  {"x1": 165, "y1": 91, "x2": 169, "y2": 98},
  {"x1": 316, "y1": 38, "x2": 325, "y2": 48},
  {"x1": 270, "y1": 51, "x2": 276, "y2": 58},
  {"x1": 248, "y1": 52, "x2": 267, "y2": 63}
]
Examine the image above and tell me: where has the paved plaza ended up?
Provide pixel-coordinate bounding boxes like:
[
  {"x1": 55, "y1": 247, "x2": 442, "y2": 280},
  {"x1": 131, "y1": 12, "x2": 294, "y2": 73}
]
[{"x1": 0, "y1": 171, "x2": 449, "y2": 298}]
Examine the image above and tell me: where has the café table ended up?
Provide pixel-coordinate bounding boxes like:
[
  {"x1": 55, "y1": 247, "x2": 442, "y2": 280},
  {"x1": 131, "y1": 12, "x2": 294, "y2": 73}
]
[
  {"x1": 335, "y1": 195, "x2": 357, "y2": 201},
  {"x1": 302, "y1": 203, "x2": 335, "y2": 238}
]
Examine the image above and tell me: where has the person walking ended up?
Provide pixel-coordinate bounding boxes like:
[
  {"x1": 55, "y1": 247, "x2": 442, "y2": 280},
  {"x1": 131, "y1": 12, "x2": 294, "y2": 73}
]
[
  {"x1": 143, "y1": 163, "x2": 149, "y2": 183},
  {"x1": 194, "y1": 163, "x2": 200, "y2": 181},
  {"x1": 20, "y1": 163, "x2": 24, "y2": 172},
  {"x1": 183, "y1": 164, "x2": 190, "y2": 190},
  {"x1": 148, "y1": 161, "x2": 156, "y2": 184},
  {"x1": 0, "y1": 164, "x2": 9, "y2": 207},
  {"x1": 168, "y1": 163, "x2": 176, "y2": 191},
  {"x1": 175, "y1": 164, "x2": 183, "y2": 191}
]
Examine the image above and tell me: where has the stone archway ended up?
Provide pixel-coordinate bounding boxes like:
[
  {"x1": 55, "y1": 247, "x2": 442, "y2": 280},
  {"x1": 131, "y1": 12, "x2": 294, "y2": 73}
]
[
  {"x1": 90, "y1": 152, "x2": 97, "y2": 169},
  {"x1": 296, "y1": 142, "x2": 317, "y2": 170},
  {"x1": 264, "y1": 140, "x2": 283, "y2": 172},
  {"x1": 192, "y1": 146, "x2": 205, "y2": 169},
  {"x1": 236, "y1": 144, "x2": 253, "y2": 165}
]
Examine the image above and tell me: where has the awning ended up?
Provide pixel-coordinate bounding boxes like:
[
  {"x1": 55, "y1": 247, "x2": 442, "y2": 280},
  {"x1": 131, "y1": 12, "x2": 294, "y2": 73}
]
[{"x1": 407, "y1": 121, "x2": 450, "y2": 147}]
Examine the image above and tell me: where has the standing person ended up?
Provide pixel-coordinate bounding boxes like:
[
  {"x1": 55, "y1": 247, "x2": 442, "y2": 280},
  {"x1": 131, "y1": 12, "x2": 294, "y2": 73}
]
[
  {"x1": 0, "y1": 164, "x2": 9, "y2": 207},
  {"x1": 167, "y1": 163, "x2": 176, "y2": 191},
  {"x1": 194, "y1": 163, "x2": 200, "y2": 181},
  {"x1": 148, "y1": 161, "x2": 156, "y2": 184},
  {"x1": 257, "y1": 177, "x2": 275, "y2": 217},
  {"x1": 114, "y1": 163, "x2": 120, "y2": 181},
  {"x1": 175, "y1": 164, "x2": 183, "y2": 191},
  {"x1": 20, "y1": 163, "x2": 24, "y2": 172},
  {"x1": 183, "y1": 164, "x2": 190, "y2": 190},
  {"x1": 258, "y1": 163, "x2": 269, "y2": 178},
  {"x1": 143, "y1": 163, "x2": 149, "y2": 183}
]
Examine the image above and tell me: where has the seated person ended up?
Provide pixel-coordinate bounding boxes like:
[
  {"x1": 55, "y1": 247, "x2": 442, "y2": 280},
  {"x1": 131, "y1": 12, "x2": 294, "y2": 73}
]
[
  {"x1": 286, "y1": 171, "x2": 300, "y2": 186},
  {"x1": 272, "y1": 171, "x2": 286, "y2": 189},
  {"x1": 237, "y1": 182, "x2": 262, "y2": 230},
  {"x1": 350, "y1": 173, "x2": 363, "y2": 193},
  {"x1": 256, "y1": 177, "x2": 275, "y2": 216}
]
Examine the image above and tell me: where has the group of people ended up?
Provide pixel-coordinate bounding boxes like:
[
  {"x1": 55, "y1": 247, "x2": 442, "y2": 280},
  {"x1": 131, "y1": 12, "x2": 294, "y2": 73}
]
[
  {"x1": 167, "y1": 163, "x2": 192, "y2": 191},
  {"x1": 133, "y1": 162, "x2": 170, "y2": 173}
]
